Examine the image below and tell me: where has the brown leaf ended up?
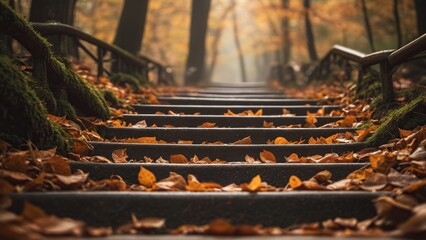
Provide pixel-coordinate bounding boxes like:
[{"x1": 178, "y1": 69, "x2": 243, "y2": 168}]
[
  {"x1": 24, "y1": 171, "x2": 46, "y2": 191},
  {"x1": 259, "y1": 150, "x2": 276, "y2": 163},
  {"x1": 21, "y1": 202, "x2": 47, "y2": 221},
  {"x1": 0, "y1": 169, "x2": 32, "y2": 183},
  {"x1": 43, "y1": 155, "x2": 72, "y2": 176},
  {"x1": 132, "y1": 120, "x2": 148, "y2": 128},
  {"x1": 138, "y1": 167, "x2": 156, "y2": 187},
  {"x1": 232, "y1": 136, "x2": 252, "y2": 145},
  {"x1": 360, "y1": 173, "x2": 388, "y2": 191},
  {"x1": 131, "y1": 214, "x2": 165, "y2": 230},
  {"x1": 154, "y1": 172, "x2": 186, "y2": 190},
  {"x1": 55, "y1": 171, "x2": 89, "y2": 188},
  {"x1": 304, "y1": 116, "x2": 318, "y2": 128},
  {"x1": 206, "y1": 218, "x2": 236, "y2": 235},
  {"x1": 170, "y1": 154, "x2": 188, "y2": 164},
  {"x1": 263, "y1": 121, "x2": 275, "y2": 128},
  {"x1": 394, "y1": 204, "x2": 426, "y2": 236},
  {"x1": 3, "y1": 151, "x2": 28, "y2": 172},
  {"x1": 33, "y1": 216, "x2": 84, "y2": 236},
  {"x1": 0, "y1": 179, "x2": 15, "y2": 193},
  {"x1": 72, "y1": 139, "x2": 93, "y2": 155},
  {"x1": 198, "y1": 122, "x2": 216, "y2": 128},
  {"x1": 286, "y1": 153, "x2": 300, "y2": 163},
  {"x1": 86, "y1": 227, "x2": 113, "y2": 237},
  {"x1": 374, "y1": 196, "x2": 413, "y2": 226},
  {"x1": 178, "y1": 140, "x2": 193, "y2": 144},
  {"x1": 112, "y1": 149, "x2": 128, "y2": 163}
]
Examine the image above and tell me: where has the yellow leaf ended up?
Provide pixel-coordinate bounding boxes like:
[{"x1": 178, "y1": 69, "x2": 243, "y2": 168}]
[
  {"x1": 289, "y1": 175, "x2": 302, "y2": 189},
  {"x1": 246, "y1": 175, "x2": 262, "y2": 191}
]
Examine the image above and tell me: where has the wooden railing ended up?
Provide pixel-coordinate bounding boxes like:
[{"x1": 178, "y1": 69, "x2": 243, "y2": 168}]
[
  {"x1": 31, "y1": 22, "x2": 174, "y2": 85},
  {"x1": 309, "y1": 33, "x2": 426, "y2": 102}
]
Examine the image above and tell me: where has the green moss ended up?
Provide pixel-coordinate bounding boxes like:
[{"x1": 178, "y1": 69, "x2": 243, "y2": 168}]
[
  {"x1": 356, "y1": 69, "x2": 381, "y2": 99},
  {"x1": 366, "y1": 93, "x2": 426, "y2": 146},
  {"x1": 0, "y1": 54, "x2": 70, "y2": 151},
  {"x1": 102, "y1": 90, "x2": 120, "y2": 107},
  {"x1": 27, "y1": 79, "x2": 57, "y2": 113},
  {"x1": 0, "y1": 2, "x2": 110, "y2": 121},
  {"x1": 56, "y1": 99, "x2": 77, "y2": 119},
  {"x1": 110, "y1": 72, "x2": 140, "y2": 91}
]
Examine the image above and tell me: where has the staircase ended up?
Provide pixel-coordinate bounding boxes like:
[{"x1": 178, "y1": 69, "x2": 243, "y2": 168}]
[{"x1": 9, "y1": 82, "x2": 385, "y2": 234}]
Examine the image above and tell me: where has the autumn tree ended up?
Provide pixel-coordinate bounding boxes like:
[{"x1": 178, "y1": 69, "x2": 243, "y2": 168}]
[
  {"x1": 415, "y1": 0, "x2": 426, "y2": 35},
  {"x1": 113, "y1": 0, "x2": 149, "y2": 70},
  {"x1": 281, "y1": 0, "x2": 291, "y2": 64},
  {"x1": 29, "y1": 0, "x2": 78, "y2": 57},
  {"x1": 232, "y1": 2, "x2": 247, "y2": 82},
  {"x1": 360, "y1": 0, "x2": 375, "y2": 51},
  {"x1": 185, "y1": 0, "x2": 211, "y2": 85},
  {"x1": 304, "y1": 0, "x2": 317, "y2": 61}
]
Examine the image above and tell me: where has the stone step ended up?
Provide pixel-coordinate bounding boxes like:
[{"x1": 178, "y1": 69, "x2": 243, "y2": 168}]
[
  {"x1": 89, "y1": 142, "x2": 366, "y2": 162},
  {"x1": 165, "y1": 93, "x2": 290, "y2": 99},
  {"x1": 122, "y1": 114, "x2": 343, "y2": 127},
  {"x1": 131, "y1": 105, "x2": 341, "y2": 115},
  {"x1": 69, "y1": 162, "x2": 366, "y2": 186},
  {"x1": 102, "y1": 127, "x2": 358, "y2": 144},
  {"x1": 156, "y1": 97, "x2": 323, "y2": 106},
  {"x1": 9, "y1": 192, "x2": 383, "y2": 228}
]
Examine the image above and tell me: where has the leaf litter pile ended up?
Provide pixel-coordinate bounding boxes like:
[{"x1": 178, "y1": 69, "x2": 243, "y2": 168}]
[{"x1": 1, "y1": 66, "x2": 426, "y2": 238}]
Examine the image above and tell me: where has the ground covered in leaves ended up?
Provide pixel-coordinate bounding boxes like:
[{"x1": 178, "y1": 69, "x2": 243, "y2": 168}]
[{"x1": 1, "y1": 64, "x2": 426, "y2": 238}]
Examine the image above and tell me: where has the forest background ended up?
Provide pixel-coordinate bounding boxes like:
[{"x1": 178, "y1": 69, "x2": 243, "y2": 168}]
[{"x1": 13, "y1": 0, "x2": 418, "y2": 84}]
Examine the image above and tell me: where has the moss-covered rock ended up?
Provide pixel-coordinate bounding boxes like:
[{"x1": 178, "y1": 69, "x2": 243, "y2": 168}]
[
  {"x1": 0, "y1": 54, "x2": 70, "y2": 151},
  {"x1": 366, "y1": 93, "x2": 426, "y2": 146},
  {"x1": 102, "y1": 90, "x2": 120, "y2": 107},
  {"x1": 0, "y1": 2, "x2": 110, "y2": 120},
  {"x1": 110, "y1": 72, "x2": 140, "y2": 92}
]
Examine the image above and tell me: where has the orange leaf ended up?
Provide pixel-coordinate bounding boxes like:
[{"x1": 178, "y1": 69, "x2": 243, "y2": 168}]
[
  {"x1": 198, "y1": 122, "x2": 216, "y2": 128},
  {"x1": 259, "y1": 150, "x2": 276, "y2": 163},
  {"x1": 398, "y1": 128, "x2": 413, "y2": 138},
  {"x1": 224, "y1": 109, "x2": 236, "y2": 116},
  {"x1": 255, "y1": 109, "x2": 263, "y2": 116},
  {"x1": 308, "y1": 137, "x2": 317, "y2": 144},
  {"x1": 325, "y1": 134, "x2": 338, "y2": 144},
  {"x1": 170, "y1": 154, "x2": 188, "y2": 164},
  {"x1": 286, "y1": 153, "x2": 300, "y2": 163},
  {"x1": 178, "y1": 140, "x2": 193, "y2": 144},
  {"x1": 246, "y1": 175, "x2": 262, "y2": 191},
  {"x1": 263, "y1": 121, "x2": 275, "y2": 128},
  {"x1": 232, "y1": 136, "x2": 252, "y2": 145},
  {"x1": 138, "y1": 167, "x2": 156, "y2": 187},
  {"x1": 289, "y1": 175, "x2": 302, "y2": 189},
  {"x1": 338, "y1": 116, "x2": 356, "y2": 127},
  {"x1": 274, "y1": 137, "x2": 290, "y2": 144}
]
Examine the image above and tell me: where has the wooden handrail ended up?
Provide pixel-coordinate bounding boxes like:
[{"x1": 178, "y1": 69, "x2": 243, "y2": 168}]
[
  {"x1": 310, "y1": 33, "x2": 426, "y2": 103},
  {"x1": 31, "y1": 22, "x2": 174, "y2": 85}
]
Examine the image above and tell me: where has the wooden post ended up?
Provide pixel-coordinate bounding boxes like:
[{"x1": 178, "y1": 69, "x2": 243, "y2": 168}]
[
  {"x1": 97, "y1": 47, "x2": 104, "y2": 78},
  {"x1": 380, "y1": 61, "x2": 394, "y2": 102}
]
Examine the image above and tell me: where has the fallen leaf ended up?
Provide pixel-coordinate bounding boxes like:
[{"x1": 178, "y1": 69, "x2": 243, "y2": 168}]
[
  {"x1": 243, "y1": 175, "x2": 262, "y2": 192},
  {"x1": 42, "y1": 155, "x2": 72, "y2": 176},
  {"x1": 112, "y1": 149, "x2": 128, "y2": 163},
  {"x1": 259, "y1": 150, "x2": 276, "y2": 163},
  {"x1": 288, "y1": 175, "x2": 302, "y2": 189},
  {"x1": 232, "y1": 136, "x2": 252, "y2": 145},
  {"x1": 274, "y1": 137, "x2": 290, "y2": 144},
  {"x1": 198, "y1": 122, "x2": 216, "y2": 128},
  {"x1": 154, "y1": 172, "x2": 186, "y2": 190},
  {"x1": 206, "y1": 218, "x2": 236, "y2": 235},
  {"x1": 138, "y1": 167, "x2": 156, "y2": 187},
  {"x1": 170, "y1": 154, "x2": 188, "y2": 164},
  {"x1": 21, "y1": 202, "x2": 46, "y2": 221},
  {"x1": 360, "y1": 173, "x2": 388, "y2": 191},
  {"x1": 131, "y1": 214, "x2": 165, "y2": 230},
  {"x1": 263, "y1": 121, "x2": 275, "y2": 128}
]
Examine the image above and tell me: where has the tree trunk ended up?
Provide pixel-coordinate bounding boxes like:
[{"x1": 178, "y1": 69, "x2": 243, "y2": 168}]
[
  {"x1": 415, "y1": 0, "x2": 426, "y2": 35},
  {"x1": 113, "y1": 0, "x2": 149, "y2": 55},
  {"x1": 185, "y1": 0, "x2": 211, "y2": 85},
  {"x1": 29, "y1": 0, "x2": 78, "y2": 58},
  {"x1": 393, "y1": 0, "x2": 402, "y2": 47},
  {"x1": 205, "y1": 3, "x2": 234, "y2": 82},
  {"x1": 281, "y1": 0, "x2": 291, "y2": 64},
  {"x1": 304, "y1": 0, "x2": 318, "y2": 61},
  {"x1": 360, "y1": 0, "x2": 375, "y2": 52},
  {"x1": 232, "y1": 4, "x2": 247, "y2": 83}
]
